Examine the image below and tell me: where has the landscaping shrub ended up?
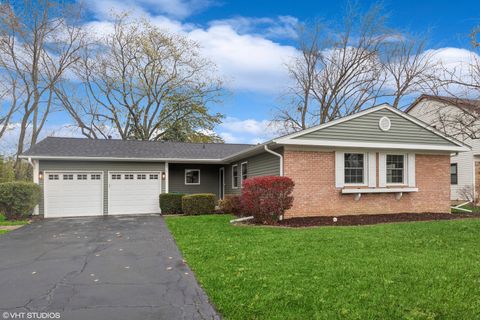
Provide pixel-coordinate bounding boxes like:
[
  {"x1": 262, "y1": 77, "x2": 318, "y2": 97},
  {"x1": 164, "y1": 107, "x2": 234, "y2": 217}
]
[
  {"x1": 182, "y1": 193, "x2": 216, "y2": 215},
  {"x1": 160, "y1": 193, "x2": 186, "y2": 214},
  {"x1": 242, "y1": 176, "x2": 294, "y2": 224},
  {"x1": 0, "y1": 181, "x2": 41, "y2": 220},
  {"x1": 218, "y1": 195, "x2": 244, "y2": 216}
]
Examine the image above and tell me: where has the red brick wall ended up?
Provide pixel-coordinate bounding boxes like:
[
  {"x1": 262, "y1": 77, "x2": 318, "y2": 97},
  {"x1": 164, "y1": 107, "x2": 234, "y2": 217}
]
[{"x1": 283, "y1": 150, "x2": 451, "y2": 218}]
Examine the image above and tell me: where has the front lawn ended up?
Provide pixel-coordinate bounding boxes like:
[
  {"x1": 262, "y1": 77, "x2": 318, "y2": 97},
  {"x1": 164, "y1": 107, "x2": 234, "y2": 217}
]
[{"x1": 166, "y1": 215, "x2": 480, "y2": 320}]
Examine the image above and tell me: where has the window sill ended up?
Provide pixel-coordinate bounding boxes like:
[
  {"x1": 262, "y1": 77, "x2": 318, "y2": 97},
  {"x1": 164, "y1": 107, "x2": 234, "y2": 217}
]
[{"x1": 341, "y1": 187, "x2": 418, "y2": 194}]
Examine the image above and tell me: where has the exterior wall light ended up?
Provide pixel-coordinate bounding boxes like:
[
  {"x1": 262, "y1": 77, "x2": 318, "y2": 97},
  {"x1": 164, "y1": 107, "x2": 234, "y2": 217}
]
[{"x1": 162, "y1": 172, "x2": 166, "y2": 180}]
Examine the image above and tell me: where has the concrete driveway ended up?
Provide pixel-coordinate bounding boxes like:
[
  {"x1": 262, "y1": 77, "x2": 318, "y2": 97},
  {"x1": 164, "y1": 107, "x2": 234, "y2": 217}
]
[{"x1": 0, "y1": 216, "x2": 219, "y2": 320}]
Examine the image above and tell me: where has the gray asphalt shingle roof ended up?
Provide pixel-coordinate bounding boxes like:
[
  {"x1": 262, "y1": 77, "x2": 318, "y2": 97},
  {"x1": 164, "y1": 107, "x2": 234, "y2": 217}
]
[{"x1": 22, "y1": 137, "x2": 255, "y2": 160}]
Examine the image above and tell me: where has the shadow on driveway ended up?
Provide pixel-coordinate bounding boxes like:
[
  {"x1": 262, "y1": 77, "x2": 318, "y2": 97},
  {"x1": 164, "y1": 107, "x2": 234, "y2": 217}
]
[{"x1": 0, "y1": 215, "x2": 219, "y2": 320}]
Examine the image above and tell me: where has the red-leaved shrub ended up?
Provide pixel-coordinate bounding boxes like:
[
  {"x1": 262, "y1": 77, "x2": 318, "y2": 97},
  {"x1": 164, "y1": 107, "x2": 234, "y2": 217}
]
[
  {"x1": 241, "y1": 176, "x2": 294, "y2": 224},
  {"x1": 219, "y1": 195, "x2": 244, "y2": 216}
]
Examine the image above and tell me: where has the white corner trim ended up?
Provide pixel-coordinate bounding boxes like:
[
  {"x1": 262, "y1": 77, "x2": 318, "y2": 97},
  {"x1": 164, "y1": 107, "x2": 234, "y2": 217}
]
[{"x1": 165, "y1": 162, "x2": 169, "y2": 193}]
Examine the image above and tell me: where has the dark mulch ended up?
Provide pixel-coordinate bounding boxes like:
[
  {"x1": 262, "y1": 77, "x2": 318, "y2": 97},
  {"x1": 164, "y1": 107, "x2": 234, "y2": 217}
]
[{"x1": 273, "y1": 212, "x2": 479, "y2": 228}]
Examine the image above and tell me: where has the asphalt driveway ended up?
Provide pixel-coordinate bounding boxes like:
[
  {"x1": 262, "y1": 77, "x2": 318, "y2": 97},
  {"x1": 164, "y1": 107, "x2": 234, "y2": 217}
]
[{"x1": 0, "y1": 215, "x2": 219, "y2": 320}]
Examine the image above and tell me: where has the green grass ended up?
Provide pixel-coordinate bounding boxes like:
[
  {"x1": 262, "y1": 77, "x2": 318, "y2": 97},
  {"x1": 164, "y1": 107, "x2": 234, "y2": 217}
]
[
  {"x1": 0, "y1": 214, "x2": 28, "y2": 226},
  {"x1": 166, "y1": 215, "x2": 480, "y2": 320},
  {"x1": 0, "y1": 230, "x2": 8, "y2": 235}
]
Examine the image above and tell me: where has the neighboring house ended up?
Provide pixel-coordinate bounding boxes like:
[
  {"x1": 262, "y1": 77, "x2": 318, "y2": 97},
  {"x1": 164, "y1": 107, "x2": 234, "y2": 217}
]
[
  {"x1": 21, "y1": 104, "x2": 468, "y2": 219},
  {"x1": 406, "y1": 95, "x2": 480, "y2": 202}
]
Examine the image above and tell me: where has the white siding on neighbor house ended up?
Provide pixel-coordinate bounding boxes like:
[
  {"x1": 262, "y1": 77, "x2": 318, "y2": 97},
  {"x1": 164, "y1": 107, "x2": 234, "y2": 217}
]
[{"x1": 408, "y1": 99, "x2": 476, "y2": 200}]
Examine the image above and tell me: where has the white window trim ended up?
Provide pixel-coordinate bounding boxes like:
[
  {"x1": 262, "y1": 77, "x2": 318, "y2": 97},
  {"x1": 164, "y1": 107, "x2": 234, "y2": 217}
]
[
  {"x1": 240, "y1": 161, "x2": 248, "y2": 188},
  {"x1": 379, "y1": 153, "x2": 415, "y2": 187},
  {"x1": 343, "y1": 152, "x2": 368, "y2": 187},
  {"x1": 232, "y1": 164, "x2": 239, "y2": 189},
  {"x1": 385, "y1": 153, "x2": 408, "y2": 186},
  {"x1": 184, "y1": 169, "x2": 200, "y2": 185}
]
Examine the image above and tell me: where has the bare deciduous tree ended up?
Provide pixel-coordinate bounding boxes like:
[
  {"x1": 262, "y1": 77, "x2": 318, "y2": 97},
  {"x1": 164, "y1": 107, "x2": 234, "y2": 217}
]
[
  {"x1": 427, "y1": 27, "x2": 480, "y2": 141},
  {"x1": 380, "y1": 36, "x2": 441, "y2": 109},
  {"x1": 0, "y1": 0, "x2": 87, "y2": 163},
  {"x1": 275, "y1": 4, "x2": 442, "y2": 133},
  {"x1": 59, "y1": 15, "x2": 224, "y2": 142}
]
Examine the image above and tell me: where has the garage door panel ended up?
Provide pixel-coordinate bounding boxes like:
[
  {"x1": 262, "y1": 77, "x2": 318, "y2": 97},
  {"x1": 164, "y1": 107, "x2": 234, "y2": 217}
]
[
  {"x1": 109, "y1": 172, "x2": 161, "y2": 215},
  {"x1": 44, "y1": 172, "x2": 103, "y2": 218}
]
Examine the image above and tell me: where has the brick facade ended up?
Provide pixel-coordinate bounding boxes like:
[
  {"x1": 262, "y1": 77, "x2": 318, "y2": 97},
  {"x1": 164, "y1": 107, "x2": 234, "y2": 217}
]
[{"x1": 283, "y1": 150, "x2": 451, "y2": 218}]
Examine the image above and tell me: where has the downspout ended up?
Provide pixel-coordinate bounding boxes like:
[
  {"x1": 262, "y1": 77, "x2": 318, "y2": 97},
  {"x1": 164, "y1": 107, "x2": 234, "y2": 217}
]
[
  {"x1": 264, "y1": 145, "x2": 283, "y2": 176},
  {"x1": 263, "y1": 144, "x2": 285, "y2": 221}
]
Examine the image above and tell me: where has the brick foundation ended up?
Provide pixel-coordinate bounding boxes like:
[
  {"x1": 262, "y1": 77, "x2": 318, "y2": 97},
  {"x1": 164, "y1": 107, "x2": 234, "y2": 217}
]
[{"x1": 283, "y1": 150, "x2": 451, "y2": 218}]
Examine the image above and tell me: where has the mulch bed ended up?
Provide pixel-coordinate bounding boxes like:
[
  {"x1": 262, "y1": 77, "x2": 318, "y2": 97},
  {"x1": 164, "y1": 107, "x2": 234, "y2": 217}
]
[{"x1": 271, "y1": 213, "x2": 480, "y2": 227}]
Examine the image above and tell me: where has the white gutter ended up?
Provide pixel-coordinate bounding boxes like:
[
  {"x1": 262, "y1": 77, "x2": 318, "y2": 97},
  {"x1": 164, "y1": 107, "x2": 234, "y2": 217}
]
[
  {"x1": 264, "y1": 145, "x2": 283, "y2": 176},
  {"x1": 18, "y1": 155, "x2": 228, "y2": 163}
]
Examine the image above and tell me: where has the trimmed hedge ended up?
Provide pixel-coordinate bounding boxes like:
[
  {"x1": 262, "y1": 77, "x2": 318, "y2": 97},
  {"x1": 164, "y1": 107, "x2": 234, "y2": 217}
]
[
  {"x1": 182, "y1": 193, "x2": 216, "y2": 215},
  {"x1": 160, "y1": 193, "x2": 186, "y2": 214},
  {"x1": 0, "y1": 181, "x2": 41, "y2": 220}
]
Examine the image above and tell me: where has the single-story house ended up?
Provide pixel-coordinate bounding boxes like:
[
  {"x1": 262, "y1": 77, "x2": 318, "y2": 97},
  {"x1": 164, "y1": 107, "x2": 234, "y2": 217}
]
[{"x1": 20, "y1": 104, "x2": 469, "y2": 218}]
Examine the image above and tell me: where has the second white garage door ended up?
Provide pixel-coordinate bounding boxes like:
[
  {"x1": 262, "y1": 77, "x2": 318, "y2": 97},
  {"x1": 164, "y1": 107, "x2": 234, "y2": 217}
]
[{"x1": 108, "y1": 172, "x2": 162, "y2": 215}]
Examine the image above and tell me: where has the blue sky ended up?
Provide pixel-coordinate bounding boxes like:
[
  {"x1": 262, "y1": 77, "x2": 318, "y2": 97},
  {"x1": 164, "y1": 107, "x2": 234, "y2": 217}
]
[{"x1": 4, "y1": 0, "x2": 480, "y2": 150}]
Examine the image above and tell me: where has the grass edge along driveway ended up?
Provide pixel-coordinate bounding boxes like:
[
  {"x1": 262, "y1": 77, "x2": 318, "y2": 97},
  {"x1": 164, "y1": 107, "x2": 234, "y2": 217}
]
[
  {"x1": 166, "y1": 214, "x2": 480, "y2": 320},
  {"x1": 0, "y1": 214, "x2": 29, "y2": 234}
]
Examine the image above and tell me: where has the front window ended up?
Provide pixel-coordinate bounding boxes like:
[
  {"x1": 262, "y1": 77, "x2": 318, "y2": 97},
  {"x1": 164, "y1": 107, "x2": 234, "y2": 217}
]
[
  {"x1": 241, "y1": 162, "x2": 248, "y2": 186},
  {"x1": 344, "y1": 153, "x2": 364, "y2": 184},
  {"x1": 451, "y1": 164, "x2": 458, "y2": 185},
  {"x1": 232, "y1": 165, "x2": 239, "y2": 188},
  {"x1": 386, "y1": 154, "x2": 405, "y2": 184},
  {"x1": 185, "y1": 169, "x2": 200, "y2": 185}
]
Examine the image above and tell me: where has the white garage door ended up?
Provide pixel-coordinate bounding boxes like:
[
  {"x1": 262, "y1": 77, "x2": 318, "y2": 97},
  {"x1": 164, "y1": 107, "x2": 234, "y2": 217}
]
[
  {"x1": 108, "y1": 172, "x2": 161, "y2": 215},
  {"x1": 44, "y1": 172, "x2": 104, "y2": 218}
]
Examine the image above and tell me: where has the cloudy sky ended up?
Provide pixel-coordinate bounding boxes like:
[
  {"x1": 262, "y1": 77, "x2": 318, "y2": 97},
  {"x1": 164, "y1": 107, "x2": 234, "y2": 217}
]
[{"x1": 2, "y1": 0, "x2": 480, "y2": 152}]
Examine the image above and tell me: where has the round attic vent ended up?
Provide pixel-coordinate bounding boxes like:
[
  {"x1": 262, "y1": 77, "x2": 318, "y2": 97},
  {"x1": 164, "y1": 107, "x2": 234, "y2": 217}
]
[{"x1": 379, "y1": 116, "x2": 391, "y2": 131}]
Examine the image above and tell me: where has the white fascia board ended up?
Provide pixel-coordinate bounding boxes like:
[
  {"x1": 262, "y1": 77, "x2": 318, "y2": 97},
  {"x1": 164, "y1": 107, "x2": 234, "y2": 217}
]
[
  {"x1": 18, "y1": 155, "x2": 228, "y2": 163},
  {"x1": 274, "y1": 138, "x2": 470, "y2": 152}
]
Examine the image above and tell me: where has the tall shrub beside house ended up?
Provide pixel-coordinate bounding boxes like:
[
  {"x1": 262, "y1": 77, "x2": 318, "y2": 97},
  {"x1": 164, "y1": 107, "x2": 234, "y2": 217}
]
[
  {"x1": 242, "y1": 176, "x2": 295, "y2": 224},
  {"x1": 0, "y1": 182, "x2": 41, "y2": 220}
]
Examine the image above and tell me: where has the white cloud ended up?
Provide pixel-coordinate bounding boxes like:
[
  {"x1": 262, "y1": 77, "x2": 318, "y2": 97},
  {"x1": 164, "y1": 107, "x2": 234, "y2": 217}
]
[
  {"x1": 82, "y1": 3, "x2": 299, "y2": 93},
  {"x1": 218, "y1": 117, "x2": 280, "y2": 144},
  {"x1": 209, "y1": 15, "x2": 299, "y2": 39},
  {"x1": 189, "y1": 25, "x2": 297, "y2": 92}
]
